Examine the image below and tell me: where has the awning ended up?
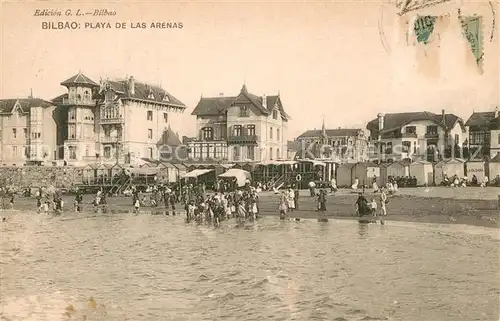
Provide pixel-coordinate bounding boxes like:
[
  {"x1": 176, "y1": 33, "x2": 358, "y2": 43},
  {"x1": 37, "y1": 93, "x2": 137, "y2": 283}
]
[
  {"x1": 218, "y1": 169, "x2": 252, "y2": 187},
  {"x1": 125, "y1": 167, "x2": 162, "y2": 176},
  {"x1": 184, "y1": 169, "x2": 214, "y2": 178}
]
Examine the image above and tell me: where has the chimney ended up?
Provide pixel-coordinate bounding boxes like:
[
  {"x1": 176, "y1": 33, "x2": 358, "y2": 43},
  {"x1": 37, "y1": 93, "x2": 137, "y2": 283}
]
[
  {"x1": 377, "y1": 113, "x2": 385, "y2": 131},
  {"x1": 495, "y1": 106, "x2": 499, "y2": 118},
  {"x1": 262, "y1": 94, "x2": 267, "y2": 108},
  {"x1": 128, "y1": 76, "x2": 135, "y2": 95},
  {"x1": 441, "y1": 109, "x2": 446, "y2": 125}
]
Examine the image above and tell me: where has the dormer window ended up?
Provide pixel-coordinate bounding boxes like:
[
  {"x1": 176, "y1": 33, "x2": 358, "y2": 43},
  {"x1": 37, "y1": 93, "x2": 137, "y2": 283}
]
[
  {"x1": 163, "y1": 94, "x2": 170, "y2": 102},
  {"x1": 239, "y1": 106, "x2": 249, "y2": 117},
  {"x1": 272, "y1": 110, "x2": 278, "y2": 120},
  {"x1": 147, "y1": 87, "x2": 154, "y2": 99}
]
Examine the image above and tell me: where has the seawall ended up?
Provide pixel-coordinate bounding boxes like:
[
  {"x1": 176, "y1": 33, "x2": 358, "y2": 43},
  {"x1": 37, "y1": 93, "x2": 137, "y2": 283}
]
[{"x1": 0, "y1": 166, "x2": 83, "y2": 188}]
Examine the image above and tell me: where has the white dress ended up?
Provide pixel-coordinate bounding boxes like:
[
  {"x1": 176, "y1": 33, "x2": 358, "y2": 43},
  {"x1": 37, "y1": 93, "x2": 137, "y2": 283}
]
[{"x1": 287, "y1": 190, "x2": 295, "y2": 209}]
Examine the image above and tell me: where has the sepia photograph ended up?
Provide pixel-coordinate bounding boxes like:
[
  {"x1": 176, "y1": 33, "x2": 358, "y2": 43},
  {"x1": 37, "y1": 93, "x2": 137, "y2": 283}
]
[{"x1": 0, "y1": 0, "x2": 499, "y2": 320}]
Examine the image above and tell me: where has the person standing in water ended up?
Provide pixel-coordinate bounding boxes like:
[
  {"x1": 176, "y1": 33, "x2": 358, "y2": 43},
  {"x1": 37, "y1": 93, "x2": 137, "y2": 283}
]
[{"x1": 380, "y1": 188, "x2": 388, "y2": 216}]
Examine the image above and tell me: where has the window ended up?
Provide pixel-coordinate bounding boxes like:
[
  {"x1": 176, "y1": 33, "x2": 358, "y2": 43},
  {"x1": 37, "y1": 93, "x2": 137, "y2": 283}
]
[
  {"x1": 12, "y1": 146, "x2": 17, "y2": 156},
  {"x1": 69, "y1": 109, "x2": 76, "y2": 120},
  {"x1": 12, "y1": 128, "x2": 16, "y2": 138},
  {"x1": 239, "y1": 106, "x2": 249, "y2": 117},
  {"x1": 202, "y1": 127, "x2": 214, "y2": 140},
  {"x1": 23, "y1": 128, "x2": 27, "y2": 138},
  {"x1": 69, "y1": 146, "x2": 77, "y2": 160},
  {"x1": 273, "y1": 110, "x2": 278, "y2": 119},
  {"x1": 386, "y1": 142, "x2": 393, "y2": 155},
  {"x1": 148, "y1": 129, "x2": 153, "y2": 139},
  {"x1": 413, "y1": 141, "x2": 417, "y2": 154},
  {"x1": 163, "y1": 94, "x2": 170, "y2": 102},
  {"x1": 247, "y1": 125, "x2": 255, "y2": 136},
  {"x1": 455, "y1": 134, "x2": 459, "y2": 145},
  {"x1": 105, "y1": 91, "x2": 115, "y2": 101},
  {"x1": 269, "y1": 147, "x2": 273, "y2": 160},
  {"x1": 277, "y1": 128, "x2": 280, "y2": 141},
  {"x1": 233, "y1": 125, "x2": 242, "y2": 137},
  {"x1": 402, "y1": 141, "x2": 411, "y2": 153},
  {"x1": 69, "y1": 125, "x2": 76, "y2": 139},
  {"x1": 148, "y1": 147, "x2": 153, "y2": 159},
  {"x1": 405, "y1": 126, "x2": 416, "y2": 134},
  {"x1": 426, "y1": 125, "x2": 438, "y2": 135},
  {"x1": 470, "y1": 131, "x2": 489, "y2": 145},
  {"x1": 233, "y1": 146, "x2": 240, "y2": 160},
  {"x1": 163, "y1": 113, "x2": 168, "y2": 122},
  {"x1": 270, "y1": 127, "x2": 273, "y2": 139},
  {"x1": 247, "y1": 146, "x2": 255, "y2": 160},
  {"x1": 83, "y1": 89, "x2": 91, "y2": 101},
  {"x1": 104, "y1": 128, "x2": 110, "y2": 137},
  {"x1": 104, "y1": 146, "x2": 111, "y2": 158},
  {"x1": 277, "y1": 148, "x2": 280, "y2": 159},
  {"x1": 147, "y1": 110, "x2": 153, "y2": 121}
]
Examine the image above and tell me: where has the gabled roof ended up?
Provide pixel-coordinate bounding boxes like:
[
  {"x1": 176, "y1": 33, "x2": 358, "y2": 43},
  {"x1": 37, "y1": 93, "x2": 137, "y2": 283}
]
[
  {"x1": 488, "y1": 116, "x2": 500, "y2": 130},
  {"x1": 0, "y1": 98, "x2": 54, "y2": 114},
  {"x1": 100, "y1": 79, "x2": 186, "y2": 108},
  {"x1": 490, "y1": 153, "x2": 500, "y2": 163},
  {"x1": 191, "y1": 84, "x2": 289, "y2": 120},
  {"x1": 157, "y1": 126, "x2": 182, "y2": 146},
  {"x1": 61, "y1": 72, "x2": 99, "y2": 87},
  {"x1": 366, "y1": 111, "x2": 462, "y2": 133},
  {"x1": 465, "y1": 111, "x2": 497, "y2": 127},
  {"x1": 297, "y1": 128, "x2": 361, "y2": 139}
]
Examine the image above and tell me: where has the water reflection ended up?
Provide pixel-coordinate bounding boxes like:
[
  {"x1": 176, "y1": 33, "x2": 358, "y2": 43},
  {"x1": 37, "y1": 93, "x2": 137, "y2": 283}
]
[{"x1": 357, "y1": 222, "x2": 369, "y2": 238}]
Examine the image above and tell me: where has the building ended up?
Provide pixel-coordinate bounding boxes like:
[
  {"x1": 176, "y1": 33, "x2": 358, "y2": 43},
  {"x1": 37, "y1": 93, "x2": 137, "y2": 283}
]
[
  {"x1": 464, "y1": 107, "x2": 499, "y2": 159},
  {"x1": 52, "y1": 72, "x2": 186, "y2": 165},
  {"x1": 286, "y1": 140, "x2": 301, "y2": 160},
  {"x1": 366, "y1": 110, "x2": 467, "y2": 163},
  {"x1": 189, "y1": 84, "x2": 289, "y2": 162},
  {"x1": 0, "y1": 97, "x2": 58, "y2": 166},
  {"x1": 295, "y1": 121, "x2": 368, "y2": 163}
]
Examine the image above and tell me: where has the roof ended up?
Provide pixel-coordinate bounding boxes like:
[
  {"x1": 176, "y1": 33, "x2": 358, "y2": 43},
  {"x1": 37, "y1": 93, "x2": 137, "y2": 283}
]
[
  {"x1": 297, "y1": 128, "x2": 361, "y2": 139},
  {"x1": 191, "y1": 84, "x2": 289, "y2": 120},
  {"x1": 287, "y1": 140, "x2": 301, "y2": 152},
  {"x1": 61, "y1": 72, "x2": 99, "y2": 87},
  {"x1": 0, "y1": 98, "x2": 54, "y2": 114},
  {"x1": 488, "y1": 116, "x2": 500, "y2": 130},
  {"x1": 366, "y1": 112, "x2": 462, "y2": 133},
  {"x1": 157, "y1": 126, "x2": 182, "y2": 146},
  {"x1": 490, "y1": 153, "x2": 500, "y2": 163},
  {"x1": 465, "y1": 111, "x2": 497, "y2": 127},
  {"x1": 102, "y1": 78, "x2": 186, "y2": 108}
]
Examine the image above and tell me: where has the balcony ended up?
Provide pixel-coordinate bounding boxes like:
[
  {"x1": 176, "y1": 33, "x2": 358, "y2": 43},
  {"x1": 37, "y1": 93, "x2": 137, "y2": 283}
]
[
  {"x1": 62, "y1": 98, "x2": 96, "y2": 106},
  {"x1": 425, "y1": 132, "x2": 439, "y2": 139},
  {"x1": 101, "y1": 136, "x2": 123, "y2": 143},
  {"x1": 227, "y1": 134, "x2": 258, "y2": 145},
  {"x1": 100, "y1": 116, "x2": 124, "y2": 124},
  {"x1": 402, "y1": 132, "x2": 418, "y2": 138}
]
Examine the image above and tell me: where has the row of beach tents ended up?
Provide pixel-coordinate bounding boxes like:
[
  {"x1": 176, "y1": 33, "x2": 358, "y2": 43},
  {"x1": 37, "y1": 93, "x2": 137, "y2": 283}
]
[{"x1": 335, "y1": 155, "x2": 500, "y2": 187}]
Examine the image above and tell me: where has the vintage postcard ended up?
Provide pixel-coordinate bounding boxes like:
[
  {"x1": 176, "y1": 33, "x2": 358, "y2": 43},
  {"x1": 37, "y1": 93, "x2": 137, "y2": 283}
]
[{"x1": 0, "y1": 0, "x2": 499, "y2": 320}]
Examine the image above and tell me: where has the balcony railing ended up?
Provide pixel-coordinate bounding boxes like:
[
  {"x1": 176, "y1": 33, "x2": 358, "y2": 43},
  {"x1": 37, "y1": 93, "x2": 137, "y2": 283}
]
[
  {"x1": 62, "y1": 98, "x2": 96, "y2": 106},
  {"x1": 402, "y1": 132, "x2": 418, "y2": 138},
  {"x1": 227, "y1": 134, "x2": 258, "y2": 144},
  {"x1": 100, "y1": 116, "x2": 124, "y2": 124},
  {"x1": 101, "y1": 136, "x2": 123, "y2": 143},
  {"x1": 425, "y1": 132, "x2": 439, "y2": 139}
]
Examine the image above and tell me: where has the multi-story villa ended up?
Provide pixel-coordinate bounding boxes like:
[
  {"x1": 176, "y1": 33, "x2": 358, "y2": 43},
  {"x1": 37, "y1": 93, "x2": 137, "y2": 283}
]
[
  {"x1": 52, "y1": 72, "x2": 186, "y2": 165},
  {"x1": 0, "y1": 97, "x2": 58, "y2": 166},
  {"x1": 188, "y1": 84, "x2": 289, "y2": 162},
  {"x1": 464, "y1": 107, "x2": 499, "y2": 159},
  {"x1": 366, "y1": 110, "x2": 467, "y2": 163},
  {"x1": 295, "y1": 123, "x2": 369, "y2": 163}
]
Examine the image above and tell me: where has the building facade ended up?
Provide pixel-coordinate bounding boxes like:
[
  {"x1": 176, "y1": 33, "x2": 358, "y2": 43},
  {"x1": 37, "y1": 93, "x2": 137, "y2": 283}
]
[
  {"x1": 366, "y1": 110, "x2": 467, "y2": 163},
  {"x1": 465, "y1": 107, "x2": 499, "y2": 159},
  {"x1": 0, "y1": 98, "x2": 58, "y2": 166},
  {"x1": 52, "y1": 72, "x2": 186, "y2": 165},
  {"x1": 295, "y1": 124, "x2": 369, "y2": 163},
  {"x1": 188, "y1": 84, "x2": 289, "y2": 162}
]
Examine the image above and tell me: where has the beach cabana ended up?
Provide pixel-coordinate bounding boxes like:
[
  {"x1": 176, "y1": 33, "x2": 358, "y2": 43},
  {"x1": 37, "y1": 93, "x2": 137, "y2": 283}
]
[
  {"x1": 465, "y1": 160, "x2": 487, "y2": 182},
  {"x1": 82, "y1": 163, "x2": 108, "y2": 184},
  {"x1": 409, "y1": 160, "x2": 434, "y2": 186},
  {"x1": 183, "y1": 169, "x2": 216, "y2": 182},
  {"x1": 380, "y1": 160, "x2": 410, "y2": 186},
  {"x1": 353, "y1": 162, "x2": 380, "y2": 186},
  {"x1": 156, "y1": 162, "x2": 178, "y2": 183},
  {"x1": 218, "y1": 168, "x2": 252, "y2": 187},
  {"x1": 488, "y1": 153, "x2": 500, "y2": 183},
  {"x1": 174, "y1": 163, "x2": 187, "y2": 179},
  {"x1": 434, "y1": 158, "x2": 466, "y2": 184},
  {"x1": 336, "y1": 163, "x2": 355, "y2": 187}
]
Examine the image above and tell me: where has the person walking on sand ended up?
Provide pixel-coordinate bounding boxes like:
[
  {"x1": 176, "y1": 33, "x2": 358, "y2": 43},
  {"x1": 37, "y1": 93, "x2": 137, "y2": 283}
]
[
  {"x1": 380, "y1": 188, "x2": 388, "y2": 216},
  {"x1": 308, "y1": 180, "x2": 316, "y2": 197}
]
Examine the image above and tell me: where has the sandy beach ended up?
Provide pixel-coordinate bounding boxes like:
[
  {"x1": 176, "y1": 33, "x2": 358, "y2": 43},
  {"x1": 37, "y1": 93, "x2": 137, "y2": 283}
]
[{"x1": 1, "y1": 187, "x2": 499, "y2": 229}]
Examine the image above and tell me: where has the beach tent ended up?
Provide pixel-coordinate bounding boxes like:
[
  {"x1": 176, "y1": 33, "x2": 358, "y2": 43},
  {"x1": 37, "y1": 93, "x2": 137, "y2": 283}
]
[
  {"x1": 336, "y1": 163, "x2": 355, "y2": 187},
  {"x1": 82, "y1": 163, "x2": 107, "y2": 184},
  {"x1": 409, "y1": 160, "x2": 433, "y2": 186},
  {"x1": 465, "y1": 160, "x2": 487, "y2": 182},
  {"x1": 380, "y1": 160, "x2": 410, "y2": 186},
  {"x1": 174, "y1": 163, "x2": 187, "y2": 179},
  {"x1": 353, "y1": 162, "x2": 380, "y2": 187},
  {"x1": 488, "y1": 153, "x2": 500, "y2": 182},
  {"x1": 156, "y1": 162, "x2": 178, "y2": 183},
  {"x1": 218, "y1": 168, "x2": 252, "y2": 187},
  {"x1": 184, "y1": 169, "x2": 214, "y2": 179},
  {"x1": 434, "y1": 158, "x2": 466, "y2": 184}
]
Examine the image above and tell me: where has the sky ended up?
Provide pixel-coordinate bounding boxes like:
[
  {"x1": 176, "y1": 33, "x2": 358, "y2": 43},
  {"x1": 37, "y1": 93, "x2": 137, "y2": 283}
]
[{"x1": 0, "y1": 0, "x2": 498, "y2": 140}]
